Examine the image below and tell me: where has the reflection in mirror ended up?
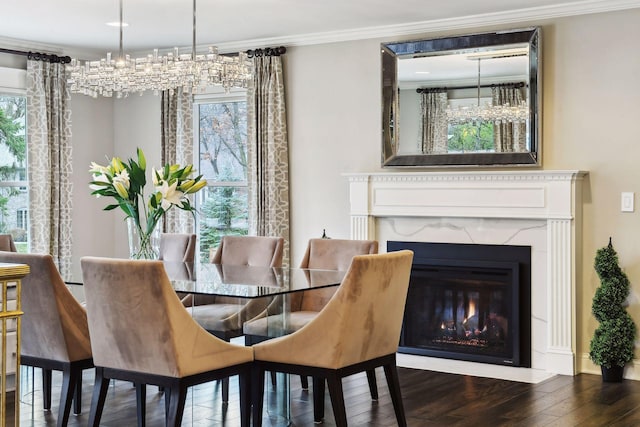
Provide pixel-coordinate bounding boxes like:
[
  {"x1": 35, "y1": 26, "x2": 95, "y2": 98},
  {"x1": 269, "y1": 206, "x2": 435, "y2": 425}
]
[{"x1": 381, "y1": 28, "x2": 541, "y2": 167}]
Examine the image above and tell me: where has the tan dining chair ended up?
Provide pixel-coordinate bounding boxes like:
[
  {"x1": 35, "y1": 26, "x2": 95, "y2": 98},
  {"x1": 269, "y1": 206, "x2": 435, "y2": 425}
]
[
  {"x1": 159, "y1": 233, "x2": 196, "y2": 262},
  {"x1": 186, "y1": 234, "x2": 283, "y2": 402},
  {"x1": 243, "y1": 238, "x2": 378, "y2": 391},
  {"x1": 0, "y1": 251, "x2": 93, "y2": 427},
  {"x1": 0, "y1": 234, "x2": 17, "y2": 251},
  {"x1": 80, "y1": 256, "x2": 253, "y2": 427},
  {"x1": 251, "y1": 250, "x2": 414, "y2": 427}
]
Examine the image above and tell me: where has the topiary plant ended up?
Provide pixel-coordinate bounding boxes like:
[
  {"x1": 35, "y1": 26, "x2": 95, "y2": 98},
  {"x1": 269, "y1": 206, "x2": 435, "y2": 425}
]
[{"x1": 589, "y1": 238, "x2": 636, "y2": 372}]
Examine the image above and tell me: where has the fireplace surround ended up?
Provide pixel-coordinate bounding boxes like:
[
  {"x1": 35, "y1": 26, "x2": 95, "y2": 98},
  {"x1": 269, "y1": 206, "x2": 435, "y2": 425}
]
[{"x1": 345, "y1": 170, "x2": 586, "y2": 378}]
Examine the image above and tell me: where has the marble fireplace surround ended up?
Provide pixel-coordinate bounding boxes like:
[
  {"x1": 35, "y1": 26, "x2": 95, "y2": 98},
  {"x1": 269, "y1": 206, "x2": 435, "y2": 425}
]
[{"x1": 345, "y1": 170, "x2": 586, "y2": 383}]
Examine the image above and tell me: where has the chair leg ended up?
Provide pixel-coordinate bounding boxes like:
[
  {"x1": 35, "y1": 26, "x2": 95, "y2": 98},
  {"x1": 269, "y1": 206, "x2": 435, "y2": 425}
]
[
  {"x1": 312, "y1": 376, "x2": 325, "y2": 423},
  {"x1": 326, "y1": 373, "x2": 348, "y2": 427},
  {"x1": 166, "y1": 384, "x2": 187, "y2": 427},
  {"x1": 164, "y1": 387, "x2": 171, "y2": 419},
  {"x1": 135, "y1": 383, "x2": 146, "y2": 427},
  {"x1": 239, "y1": 370, "x2": 251, "y2": 427},
  {"x1": 57, "y1": 366, "x2": 78, "y2": 427},
  {"x1": 73, "y1": 369, "x2": 83, "y2": 415},
  {"x1": 383, "y1": 363, "x2": 407, "y2": 427},
  {"x1": 366, "y1": 369, "x2": 379, "y2": 400},
  {"x1": 42, "y1": 368, "x2": 52, "y2": 410},
  {"x1": 270, "y1": 371, "x2": 277, "y2": 387},
  {"x1": 300, "y1": 375, "x2": 309, "y2": 390},
  {"x1": 251, "y1": 366, "x2": 265, "y2": 427},
  {"x1": 89, "y1": 368, "x2": 110, "y2": 427},
  {"x1": 222, "y1": 377, "x2": 229, "y2": 403}
]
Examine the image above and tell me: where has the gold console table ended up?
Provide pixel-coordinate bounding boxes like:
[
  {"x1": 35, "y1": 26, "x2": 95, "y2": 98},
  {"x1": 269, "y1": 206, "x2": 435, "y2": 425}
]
[{"x1": 0, "y1": 263, "x2": 28, "y2": 427}]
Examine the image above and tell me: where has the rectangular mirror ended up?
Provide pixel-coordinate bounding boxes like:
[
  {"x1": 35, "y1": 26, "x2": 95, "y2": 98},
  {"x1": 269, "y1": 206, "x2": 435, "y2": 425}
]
[{"x1": 382, "y1": 28, "x2": 541, "y2": 167}]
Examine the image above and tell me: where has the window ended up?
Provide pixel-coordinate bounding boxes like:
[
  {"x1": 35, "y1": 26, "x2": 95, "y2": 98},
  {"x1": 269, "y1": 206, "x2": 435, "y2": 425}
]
[
  {"x1": 195, "y1": 94, "x2": 249, "y2": 261},
  {"x1": 0, "y1": 94, "x2": 28, "y2": 250},
  {"x1": 447, "y1": 96, "x2": 495, "y2": 153}
]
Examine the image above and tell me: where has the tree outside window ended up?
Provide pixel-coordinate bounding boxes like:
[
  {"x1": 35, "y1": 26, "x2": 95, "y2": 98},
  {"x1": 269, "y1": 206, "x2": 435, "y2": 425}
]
[
  {"x1": 0, "y1": 95, "x2": 28, "y2": 251},
  {"x1": 196, "y1": 97, "x2": 249, "y2": 261}
]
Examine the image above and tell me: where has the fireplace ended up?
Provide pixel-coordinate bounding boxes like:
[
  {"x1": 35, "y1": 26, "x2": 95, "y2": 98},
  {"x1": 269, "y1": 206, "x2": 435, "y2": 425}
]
[
  {"x1": 389, "y1": 241, "x2": 531, "y2": 367},
  {"x1": 345, "y1": 170, "x2": 586, "y2": 377}
]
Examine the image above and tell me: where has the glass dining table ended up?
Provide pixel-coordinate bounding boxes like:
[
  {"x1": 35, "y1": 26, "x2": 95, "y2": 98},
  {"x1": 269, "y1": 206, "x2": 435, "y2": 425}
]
[{"x1": 65, "y1": 260, "x2": 347, "y2": 424}]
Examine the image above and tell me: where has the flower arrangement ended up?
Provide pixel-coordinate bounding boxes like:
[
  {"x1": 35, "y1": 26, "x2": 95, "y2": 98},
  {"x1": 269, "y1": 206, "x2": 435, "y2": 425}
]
[{"x1": 89, "y1": 148, "x2": 207, "y2": 259}]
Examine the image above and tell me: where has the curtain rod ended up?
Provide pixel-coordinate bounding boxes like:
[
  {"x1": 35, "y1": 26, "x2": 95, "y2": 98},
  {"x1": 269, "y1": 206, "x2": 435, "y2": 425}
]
[
  {"x1": 0, "y1": 47, "x2": 71, "y2": 64},
  {"x1": 1, "y1": 45, "x2": 286, "y2": 63},
  {"x1": 416, "y1": 82, "x2": 525, "y2": 93},
  {"x1": 245, "y1": 46, "x2": 286, "y2": 58}
]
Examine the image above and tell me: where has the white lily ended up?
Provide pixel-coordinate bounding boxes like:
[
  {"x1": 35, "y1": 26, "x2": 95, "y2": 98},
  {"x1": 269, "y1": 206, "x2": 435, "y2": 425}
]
[
  {"x1": 113, "y1": 169, "x2": 130, "y2": 190},
  {"x1": 89, "y1": 162, "x2": 110, "y2": 175},
  {"x1": 89, "y1": 173, "x2": 110, "y2": 194},
  {"x1": 157, "y1": 180, "x2": 184, "y2": 210}
]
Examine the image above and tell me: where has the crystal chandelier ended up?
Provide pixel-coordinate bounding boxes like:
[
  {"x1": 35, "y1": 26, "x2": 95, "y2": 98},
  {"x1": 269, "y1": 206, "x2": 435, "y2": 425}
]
[
  {"x1": 446, "y1": 58, "x2": 529, "y2": 125},
  {"x1": 66, "y1": 0, "x2": 252, "y2": 98}
]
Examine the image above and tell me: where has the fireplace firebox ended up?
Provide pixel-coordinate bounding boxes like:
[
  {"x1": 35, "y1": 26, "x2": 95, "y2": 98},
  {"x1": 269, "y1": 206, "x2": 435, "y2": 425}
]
[{"x1": 389, "y1": 241, "x2": 531, "y2": 367}]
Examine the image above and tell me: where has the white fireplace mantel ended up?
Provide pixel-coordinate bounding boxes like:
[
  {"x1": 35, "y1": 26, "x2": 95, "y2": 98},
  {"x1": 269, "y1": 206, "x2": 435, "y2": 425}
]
[{"x1": 345, "y1": 170, "x2": 587, "y2": 377}]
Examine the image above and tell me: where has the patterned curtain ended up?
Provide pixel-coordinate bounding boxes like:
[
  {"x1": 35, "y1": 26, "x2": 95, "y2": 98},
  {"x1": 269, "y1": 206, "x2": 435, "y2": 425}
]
[
  {"x1": 161, "y1": 88, "x2": 194, "y2": 233},
  {"x1": 492, "y1": 86, "x2": 527, "y2": 152},
  {"x1": 420, "y1": 90, "x2": 448, "y2": 154},
  {"x1": 26, "y1": 60, "x2": 73, "y2": 277},
  {"x1": 247, "y1": 54, "x2": 290, "y2": 266}
]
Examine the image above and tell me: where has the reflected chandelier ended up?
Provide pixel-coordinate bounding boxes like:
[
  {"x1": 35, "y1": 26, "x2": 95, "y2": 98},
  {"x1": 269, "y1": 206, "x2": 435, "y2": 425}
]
[
  {"x1": 446, "y1": 58, "x2": 529, "y2": 125},
  {"x1": 67, "y1": 0, "x2": 252, "y2": 98}
]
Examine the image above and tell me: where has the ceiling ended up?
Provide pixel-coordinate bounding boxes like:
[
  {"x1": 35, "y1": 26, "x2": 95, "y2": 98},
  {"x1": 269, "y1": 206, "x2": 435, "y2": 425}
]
[{"x1": 1, "y1": 0, "x2": 639, "y2": 57}]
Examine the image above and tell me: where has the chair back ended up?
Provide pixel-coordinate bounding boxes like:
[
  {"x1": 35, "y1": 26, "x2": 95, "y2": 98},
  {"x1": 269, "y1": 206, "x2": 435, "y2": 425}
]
[
  {"x1": 0, "y1": 234, "x2": 17, "y2": 252},
  {"x1": 81, "y1": 257, "x2": 250, "y2": 377},
  {"x1": 296, "y1": 238, "x2": 378, "y2": 311},
  {"x1": 207, "y1": 235, "x2": 284, "y2": 306},
  {"x1": 0, "y1": 252, "x2": 91, "y2": 362},
  {"x1": 299, "y1": 238, "x2": 378, "y2": 270},
  {"x1": 255, "y1": 250, "x2": 414, "y2": 369},
  {"x1": 211, "y1": 235, "x2": 284, "y2": 267},
  {"x1": 159, "y1": 233, "x2": 196, "y2": 262}
]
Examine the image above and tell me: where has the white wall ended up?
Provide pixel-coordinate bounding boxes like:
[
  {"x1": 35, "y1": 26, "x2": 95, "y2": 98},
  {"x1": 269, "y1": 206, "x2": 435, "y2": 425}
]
[
  {"x1": 68, "y1": 94, "x2": 114, "y2": 279},
  {"x1": 112, "y1": 94, "x2": 161, "y2": 258},
  {"x1": 68, "y1": 92, "x2": 159, "y2": 277}
]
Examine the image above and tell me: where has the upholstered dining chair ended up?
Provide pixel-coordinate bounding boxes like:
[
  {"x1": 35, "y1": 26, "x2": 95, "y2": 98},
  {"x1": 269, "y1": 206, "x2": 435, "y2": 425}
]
[
  {"x1": 243, "y1": 238, "x2": 378, "y2": 391},
  {"x1": 80, "y1": 257, "x2": 253, "y2": 427},
  {"x1": 0, "y1": 234, "x2": 17, "y2": 251},
  {"x1": 159, "y1": 233, "x2": 197, "y2": 262},
  {"x1": 251, "y1": 250, "x2": 414, "y2": 427},
  {"x1": 0, "y1": 251, "x2": 93, "y2": 427},
  {"x1": 186, "y1": 234, "x2": 284, "y2": 402}
]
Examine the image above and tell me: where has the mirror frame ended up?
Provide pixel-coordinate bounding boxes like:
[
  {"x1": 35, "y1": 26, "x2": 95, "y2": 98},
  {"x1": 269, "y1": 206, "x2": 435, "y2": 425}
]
[{"x1": 381, "y1": 27, "x2": 541, "y2": 168}]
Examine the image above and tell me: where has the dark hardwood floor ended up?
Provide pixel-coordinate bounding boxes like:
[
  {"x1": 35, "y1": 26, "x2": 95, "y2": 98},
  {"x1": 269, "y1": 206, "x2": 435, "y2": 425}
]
[{"x1": 9, "y1": 365, "x2": 640, "y2": 426}]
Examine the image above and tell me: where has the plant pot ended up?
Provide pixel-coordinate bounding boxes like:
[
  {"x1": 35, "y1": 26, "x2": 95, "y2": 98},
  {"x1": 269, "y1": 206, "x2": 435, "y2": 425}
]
[{"x1": 601, "y1": 365, "x2": 624, "y2": 382}]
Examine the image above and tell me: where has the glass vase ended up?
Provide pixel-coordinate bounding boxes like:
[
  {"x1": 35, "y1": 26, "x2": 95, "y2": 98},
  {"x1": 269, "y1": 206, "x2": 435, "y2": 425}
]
[{"x1": 127, "y1": 217, "x2": 162, "y2": 260}]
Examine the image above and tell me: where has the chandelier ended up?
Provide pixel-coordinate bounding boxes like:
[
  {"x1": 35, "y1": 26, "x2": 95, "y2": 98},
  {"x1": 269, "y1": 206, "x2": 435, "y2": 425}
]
[
  {"x1": 446, "y1": 58, "x2": 529, "y2": 125},
  {"x1": 66, "y1": 0, "x2": 253, "y2": 98}
]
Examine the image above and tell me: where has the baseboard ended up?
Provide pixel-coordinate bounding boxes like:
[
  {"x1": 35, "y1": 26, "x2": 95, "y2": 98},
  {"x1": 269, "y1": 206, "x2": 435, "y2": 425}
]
[
  {"x1": 396, "y1": 353, "x2": 555, "y2": 384},
  {"x1": 578, "y1": 353, "x2": 640, "y2": 381}
]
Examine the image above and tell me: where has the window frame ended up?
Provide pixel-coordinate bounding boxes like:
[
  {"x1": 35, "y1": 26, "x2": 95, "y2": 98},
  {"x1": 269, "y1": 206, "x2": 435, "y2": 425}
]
[{"x1": 193, "y1": 90, "x2": 250, "y2": 259}]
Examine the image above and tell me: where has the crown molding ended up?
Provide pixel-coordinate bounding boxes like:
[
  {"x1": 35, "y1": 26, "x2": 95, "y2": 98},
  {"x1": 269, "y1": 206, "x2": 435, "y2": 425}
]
[
  {"x1": 0, "y1": 36, "x2": 64, "y2": 55},
  {"x1": 3, "y1": 0, "x2": 640, "y2": 57},
  {"x1": 214, "y1": 0, "x2": 640, "y2": 51}
]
